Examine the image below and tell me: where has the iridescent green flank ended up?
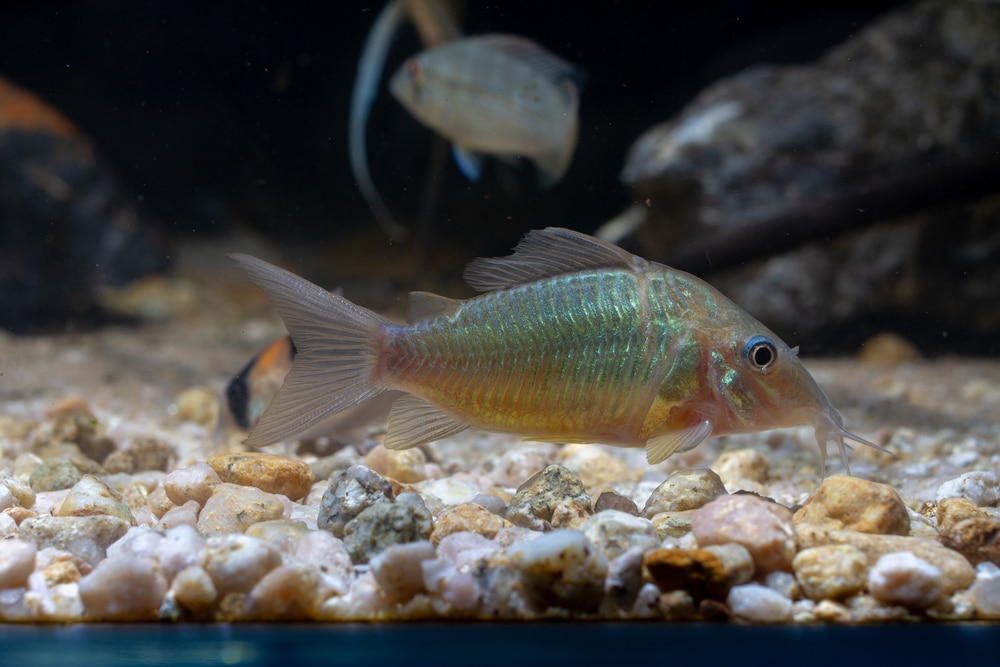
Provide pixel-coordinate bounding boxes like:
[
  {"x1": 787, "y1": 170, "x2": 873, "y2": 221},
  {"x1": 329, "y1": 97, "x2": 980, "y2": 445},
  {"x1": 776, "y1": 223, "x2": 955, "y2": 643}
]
[{"x1": 387, "y1": 268, "x2": 703, "y2": 443}]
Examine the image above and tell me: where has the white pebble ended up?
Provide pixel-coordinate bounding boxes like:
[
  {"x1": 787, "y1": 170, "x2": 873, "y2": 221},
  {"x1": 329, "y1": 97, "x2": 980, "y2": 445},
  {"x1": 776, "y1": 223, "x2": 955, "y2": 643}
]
[
  {"x1": 421, "y1": 559, "x2": 479, "y2": 611},
  {"x1": 971, "y1": 563, "x2": 1000, "y2": 619},
  {"x1": 370, "y1": 540, "x2": 437, "y2": 603},
  {"x1": 107, "y1": 526, "x2": 164, "y2": 562},
  {"x1": 727, "y1": 583, "x2": 793, "y2": 622},
  {"x1": 158, "y1": 524, "x2": 204, "y2": 581},
  {"x1": 78, "y1": 558, "x2": 167, "y2": 620},
  {"x1": 0, "y1": 484, "x2": 14, "y2": 511},
  {"x1": 199, "y1": 534, "x2": 282, "y2": 594},
  {"x1": 764, "y1": 570, "x2": 798, "y2": 599},
  {"x1": 935, "y1": 471, "x2": 999, "y2": 506},
  {"x1": 290, "y1": 530, "x2": 353, "y2": 596},
  {"x1": 163, "y1": 462, "x2": 221, "y2": 506},
  {"x1": 0, "y1": 513, "x2": 17, "y2": 538},
  {"x1": 436, "y1": 532, "x2": 499, "y2": 570},
  {"x1": 868, "y1": 552, "x2": 943, "y2": 609},
  {"x1": 0, "y1": 539, "x2": 37, "y2": 589}
]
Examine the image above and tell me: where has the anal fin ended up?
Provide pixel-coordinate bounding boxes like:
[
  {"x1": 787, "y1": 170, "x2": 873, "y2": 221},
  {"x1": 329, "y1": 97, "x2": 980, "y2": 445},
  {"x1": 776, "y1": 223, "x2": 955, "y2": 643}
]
[
  {"x1": 385, "y1": 395, "x2": 469, "y2": 450},
  {"x1": 645, "y1": 420, "x2": 713, "y2": 464}
]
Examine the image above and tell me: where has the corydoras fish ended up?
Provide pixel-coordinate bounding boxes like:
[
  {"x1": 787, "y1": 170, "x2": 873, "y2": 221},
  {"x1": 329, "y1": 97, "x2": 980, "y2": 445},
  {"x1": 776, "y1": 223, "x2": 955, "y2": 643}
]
[
  {"x1": 389, "y1": 35, "x2": 583, "y2": 187},
  {"x1": 231, "y1": 228, "x2": 887, "y2": 473}
]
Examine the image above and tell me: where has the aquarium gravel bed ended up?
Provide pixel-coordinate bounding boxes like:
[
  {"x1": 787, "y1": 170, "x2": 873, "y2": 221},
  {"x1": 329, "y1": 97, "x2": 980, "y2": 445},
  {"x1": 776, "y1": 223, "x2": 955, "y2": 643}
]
[{"x1": 1, "y1": 255, "x2": 999, "y2": 625}]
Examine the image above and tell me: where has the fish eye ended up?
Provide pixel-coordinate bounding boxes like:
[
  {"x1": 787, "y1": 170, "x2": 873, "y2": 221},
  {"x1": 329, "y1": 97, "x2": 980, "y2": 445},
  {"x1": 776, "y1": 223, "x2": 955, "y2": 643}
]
[{"x1": 744, "y1": 336, "x2": 778, "y2": 373}]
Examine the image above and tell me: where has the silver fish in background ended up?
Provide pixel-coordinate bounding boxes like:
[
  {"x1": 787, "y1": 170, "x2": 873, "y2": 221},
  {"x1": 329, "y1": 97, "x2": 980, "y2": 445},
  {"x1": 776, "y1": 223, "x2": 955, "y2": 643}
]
[
  {"x1": 348, "y1": 0, "x2": 462, "y2": 241},
  {"x1": 389, "y1": 34, "x2": 584, "y2": 188}
]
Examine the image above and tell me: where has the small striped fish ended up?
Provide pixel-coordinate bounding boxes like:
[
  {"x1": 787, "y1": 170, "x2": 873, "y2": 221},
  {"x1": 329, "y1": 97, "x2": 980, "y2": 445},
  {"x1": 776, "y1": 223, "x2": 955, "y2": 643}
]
[{"x1": 231, "y1": 228, "x2": 888, "y2": 472}]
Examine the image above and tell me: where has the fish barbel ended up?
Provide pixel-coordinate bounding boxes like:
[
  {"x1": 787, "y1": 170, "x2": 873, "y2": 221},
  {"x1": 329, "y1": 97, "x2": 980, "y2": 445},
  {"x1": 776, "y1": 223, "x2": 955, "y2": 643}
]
[
  {"x1": 231, "y1": 228, "x2": 888, "y2": 473},
  {"x1": 389, "y1": 35, "x2": 583, "y2": 187}
]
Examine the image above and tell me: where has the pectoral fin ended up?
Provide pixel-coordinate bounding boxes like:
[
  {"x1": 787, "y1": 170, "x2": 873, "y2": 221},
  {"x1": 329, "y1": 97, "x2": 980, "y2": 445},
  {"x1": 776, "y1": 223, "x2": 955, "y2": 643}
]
[
  {"x1": 645, "y1": 420, "x2": 713, "y2": 464},
  {"x1": 385, "y1": 395, "x2": 469, "y2": 449}
]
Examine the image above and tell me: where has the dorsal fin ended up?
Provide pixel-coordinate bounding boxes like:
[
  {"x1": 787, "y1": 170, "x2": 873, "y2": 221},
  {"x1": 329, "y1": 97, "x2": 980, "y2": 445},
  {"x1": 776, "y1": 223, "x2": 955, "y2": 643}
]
[
  {"x1": 407, "y1": 291, "x2": 462, "y2": 323},
  {"x1": 471, "y1": 35, "x2": 585, "y2": 91},
  {"x1": 463, "y1": 227, "x2": 648, "y2": 292}
]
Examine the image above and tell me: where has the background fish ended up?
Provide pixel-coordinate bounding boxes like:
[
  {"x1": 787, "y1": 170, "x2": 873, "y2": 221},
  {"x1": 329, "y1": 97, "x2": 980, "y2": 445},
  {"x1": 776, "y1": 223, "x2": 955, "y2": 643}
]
[
  {"x1": 389, "y1": 35, "x2": 584, "y2": 188},
  {"x1": 231, "y1": 228, "x2": 889, "y2": 473}
]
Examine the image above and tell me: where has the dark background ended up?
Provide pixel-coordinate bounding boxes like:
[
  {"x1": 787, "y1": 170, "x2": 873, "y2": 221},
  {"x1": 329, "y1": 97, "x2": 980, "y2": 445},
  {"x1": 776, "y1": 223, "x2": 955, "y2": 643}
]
[{"x1": 0, "y1": 0, "x2": 906, "y2": 247}]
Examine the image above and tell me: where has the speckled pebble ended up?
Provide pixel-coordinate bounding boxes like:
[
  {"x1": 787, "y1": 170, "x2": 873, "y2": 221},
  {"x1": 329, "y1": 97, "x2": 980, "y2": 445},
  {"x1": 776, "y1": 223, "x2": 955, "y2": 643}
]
[
  {"x1": 936, "y1": 471, "x2": 999, "y2": 506},
  {"x1": 207, "y1": 452, "x2": 314, "y2": 501},
  {"x1": 793, "y1": 544, "x2": 869, "y2": 600},
  {"x1": 197, "y1": 482, "x2": 286, "y2": 535},
  {"x1": 580, "y1": 509, "x2": 658, "y2": 560},
  {"x1": 56, "y1": 474, "x2": 136, "y2": 525},
  {"x1": 726, "y1": 583, "x2": 793, "y2": 622},
  {"x1": 794, "y1": 475, "x2": 909, "y2": 535},
  {"x1": 505, "y1": 529, "x2": 608, "y2": 612},
  {"x1": 343, "y1": 494, "x2": 433, "y2": 564},
  {"x1": 711, "y1": 449, "x2": 770, "y2": 484},
  {"x1": 431, "y1": 502, "x2": 510, "y2": 545},
  {"x1": 370, "y1": 540, "x2": 436, "y2": 603},
  {"x1": 641, "y1": 469, "x2": 727, "y2": 517},
  {"x1": 691, "y1": 494, "x2": 796, "y2": 574},
  {"x1": 28, "y1": 457, "x2": 82, "y2": 492},
  {"x1": 650, "y1": 510, "x2": 696, "y2": 539},
  {"x1": 940, "y1": 514, "x2": 1000, "y2": 566},
  {"x1": 0, "y1": 538, "x2": 37, "y2": 589},
  {"x1": 199, "y1": 533, "x2": 282, "y2": 594},
  {"x1": 18, "y1": 515, "x2": 130, "y2": 566},
  {"x1": 163, "y1": 462, "x2": 221, "y2": 506},
  {"x1": 317, "y1": 465, "x2": 395, "y2": 538},
  {"x1": 868, "y1": 551, "x2": 943, "y2": 609},
  {"x1": 248, "y1": 563, "x2": 325, "y2": 619},
  {"x1": 506, "y1": 465, "x2": 591, "y2": 531},
  {"x1": 78, "y1": 558, "x2": 167, "y2": 620}
]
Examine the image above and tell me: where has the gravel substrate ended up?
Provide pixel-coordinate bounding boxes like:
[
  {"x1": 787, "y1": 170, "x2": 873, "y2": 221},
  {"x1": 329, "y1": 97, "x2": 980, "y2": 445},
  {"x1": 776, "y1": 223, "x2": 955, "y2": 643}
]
[{"x1": 1, "y1": 258, "x2": 998, "y2": 624}]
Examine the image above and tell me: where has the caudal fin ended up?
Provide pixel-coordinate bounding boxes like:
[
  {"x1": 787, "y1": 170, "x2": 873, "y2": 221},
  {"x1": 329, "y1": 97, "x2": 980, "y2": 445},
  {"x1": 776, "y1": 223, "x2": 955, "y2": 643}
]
[{"x1": 229, "y1": 254, "x2": 390, "y2": 447}]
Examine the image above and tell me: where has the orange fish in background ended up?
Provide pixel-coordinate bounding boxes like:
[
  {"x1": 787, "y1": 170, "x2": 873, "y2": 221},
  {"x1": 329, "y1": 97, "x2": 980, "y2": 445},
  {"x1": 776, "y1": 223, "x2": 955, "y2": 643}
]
[
  {"x1": 231, "y1": 228, "x2": 890, "y2": 474},
  {"x1": 226, "y1": 335, "x2": 297, "y2": 430}
]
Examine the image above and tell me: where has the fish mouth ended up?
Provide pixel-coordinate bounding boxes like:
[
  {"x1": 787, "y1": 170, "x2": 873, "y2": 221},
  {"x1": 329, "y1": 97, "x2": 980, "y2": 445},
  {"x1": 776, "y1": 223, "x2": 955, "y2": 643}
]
[{"x1": 811, "y1": 408, "x2": 893, "y2": 476}]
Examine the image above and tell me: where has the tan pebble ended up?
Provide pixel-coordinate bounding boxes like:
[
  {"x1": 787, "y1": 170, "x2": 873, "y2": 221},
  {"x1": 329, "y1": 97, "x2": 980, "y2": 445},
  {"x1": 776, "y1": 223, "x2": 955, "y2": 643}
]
[
  {"x1": 793, "y1": 475, "x2": 909, "y2": 535},
  {"x1": 171, "y1": 565, "x2": 218, "y2": 613},
  {"x1": 207, "y1": 453, "x2": 314, "y2": 501},
  {"x1": 561, "y1": 446, "x2": 637, "y2": 488},
  {"x1": 57, "y1": 474, "x2": 136, "y2": 525},
  {"x1": 43, "y1": 559, "x2": 82, "y2": 586},
  {"x1": 813, "y1": 599, "x2": 852, "y2": 622},
  {"x1": 940, "y1": 516, "x2": 1000, "y2": 566},
  {"x1": 857, "y1": 332, "x2": 921, "y2": 364},
  {"x1": 792, "y1": 544, "x2": 868, "y2": 600},
  {"x1": 3, "y1": 506, "x2": 37, "y2": 525},
  {"x1": 581, "y1": 510, "x2": 659, "y2": 560},
  {"x1": 643, "y1": 547, "x2": 743, "y2": 600},
  {"x1": 78, "y1": 558, "x2": 167, "y2": 620},
  {"x1": 642, "y1": 469, "x2": 727, "y2": 517},
  {"x1": 361, "y1": 445, "x2": 390, "y2": 477},
  {"x1": 176, "y1": 387, "x2": 220, "y2": 427},
  {"x1": 936, "y1": 497, "x2": 988, "y2": 532},
  {"x1": 249, "y1": 563, "x2": 326, "y2": 620},
  {"x1": 692, "y1": 494, "x2": 796, "y2": 574},
  {"x1": 197, "y1": 483, "x2": 286, "y2": 535},
  {"x1": 104, "y1": 437, "x2": 176, "y2": 474},
  {"x1": 506, "y1": 465, "x2": 592, "y2": 532},
  {"x1": 43, "y1": 396, "x2": 95, "y2": 419},
  {"x1": 199, "y1": 533, "x2": 282, "y2": 594},
  {"x1": 506, "y1": 529, "x2": 608, "y2": 612},
  {"x1": 0, "y1": 471, "x2": 36, "y2": 509},
  {"x1": 0, "y1": 538, "x2": 37, "y2": 589},
  {"x1": 593, "y1": 490, "x2": 638, "y2": 515},
  {"x1": 795, "y1": 524, "x2": 974, "y2": 594},
  {"x1": 163, "y1": 462, "x2": 221, "y2": 506},
  {"x1": 0, "y1": 414, "x2": 37, "y2": 442},
  {"x1": 431, "y1": 503, "x2": 510, "y2": 545},
  {"x1": 711, "y1": 449, "x2": 769, "y2": 484},
  {"x1": 383, "y1": 448, "x2": 427, "y2": 484}
]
